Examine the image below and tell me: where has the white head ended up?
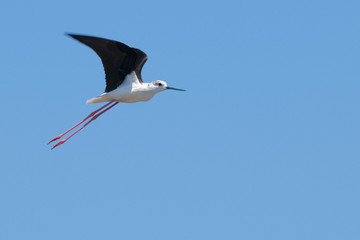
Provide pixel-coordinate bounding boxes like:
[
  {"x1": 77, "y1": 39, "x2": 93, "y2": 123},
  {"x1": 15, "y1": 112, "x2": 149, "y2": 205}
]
[{"x1": 149, "y1": 80, "x2": 185, "y2": 93}]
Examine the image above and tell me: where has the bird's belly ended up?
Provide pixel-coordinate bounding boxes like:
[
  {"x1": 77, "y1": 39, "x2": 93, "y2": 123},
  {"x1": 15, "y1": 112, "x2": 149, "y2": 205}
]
[{"x1": 110, "y1": 91, "x2": 153, "y2": 103}]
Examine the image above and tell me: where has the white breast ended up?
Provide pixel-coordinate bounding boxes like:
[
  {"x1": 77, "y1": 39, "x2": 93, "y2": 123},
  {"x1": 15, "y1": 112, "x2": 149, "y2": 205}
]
[
  {"x1": 108, "y1": 71, "x2": 155, "y2": 103},
  {"x1": 86, "y1": 71, "x2": 159, "y2": 104}
]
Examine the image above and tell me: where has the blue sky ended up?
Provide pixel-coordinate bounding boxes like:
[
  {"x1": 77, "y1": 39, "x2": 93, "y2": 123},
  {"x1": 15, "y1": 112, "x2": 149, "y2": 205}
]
[{"x1": 1, "y1": 0, "x2": 360, "y2": 239}]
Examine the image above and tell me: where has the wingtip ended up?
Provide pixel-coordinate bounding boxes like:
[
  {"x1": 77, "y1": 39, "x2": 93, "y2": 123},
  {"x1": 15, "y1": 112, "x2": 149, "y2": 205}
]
[{"x1": 65, "y1": 32, "x2": 76, "y2": 38}]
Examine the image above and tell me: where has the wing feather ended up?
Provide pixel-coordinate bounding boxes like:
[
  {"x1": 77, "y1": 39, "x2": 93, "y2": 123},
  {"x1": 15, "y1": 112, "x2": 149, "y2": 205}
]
[{"x1": 66, "y1": 33, "x2": 148, "y2": 92}]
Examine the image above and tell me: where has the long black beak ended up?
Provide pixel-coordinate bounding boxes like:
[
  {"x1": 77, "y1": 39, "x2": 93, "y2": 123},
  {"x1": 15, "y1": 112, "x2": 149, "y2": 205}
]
[{"x1": 166, "y1": 86, "x2": 186, "y2": 91}]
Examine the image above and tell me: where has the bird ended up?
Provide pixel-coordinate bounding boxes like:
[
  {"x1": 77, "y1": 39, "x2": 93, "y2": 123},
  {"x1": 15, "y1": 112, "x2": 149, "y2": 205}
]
[{"x1": 48, "y1": 33, "x2": 185, "y2": 149}]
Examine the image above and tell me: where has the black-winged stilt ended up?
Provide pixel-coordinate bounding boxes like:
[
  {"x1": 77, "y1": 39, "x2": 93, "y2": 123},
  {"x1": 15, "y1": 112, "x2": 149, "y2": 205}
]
[{"x1": 48, "y1": 33, "x2": 185, "y2": 149}]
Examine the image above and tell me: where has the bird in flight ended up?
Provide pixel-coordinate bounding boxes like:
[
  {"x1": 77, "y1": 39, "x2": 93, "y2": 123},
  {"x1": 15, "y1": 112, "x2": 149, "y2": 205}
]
[{"x1": 48, "y1": 33, "x2": 185, "y2": 149}]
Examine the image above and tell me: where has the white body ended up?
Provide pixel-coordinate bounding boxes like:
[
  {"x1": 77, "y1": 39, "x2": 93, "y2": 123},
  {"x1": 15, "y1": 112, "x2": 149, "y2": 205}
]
[{"x1": 86, "y1": 71, "x2": 167, "y2": 104}]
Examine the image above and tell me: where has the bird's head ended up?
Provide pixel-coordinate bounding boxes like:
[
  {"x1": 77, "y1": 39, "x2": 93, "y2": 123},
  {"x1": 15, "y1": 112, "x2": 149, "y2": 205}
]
[{"x1": 150, "y1": 80, "x2": 185, "y2": 93}]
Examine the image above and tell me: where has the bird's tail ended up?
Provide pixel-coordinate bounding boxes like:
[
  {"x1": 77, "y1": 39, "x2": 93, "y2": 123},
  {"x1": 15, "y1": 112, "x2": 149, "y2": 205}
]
[{"x1": 86, "y1": 93, "x2": 113, "y2": 104}]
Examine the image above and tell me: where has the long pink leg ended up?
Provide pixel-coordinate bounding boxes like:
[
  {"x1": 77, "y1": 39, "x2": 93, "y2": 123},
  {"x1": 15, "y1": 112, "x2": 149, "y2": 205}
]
[
  {"x1": 51, "y1": 101, "x2": 119, "y2": 149},
  {"x1": 48, "y1": 101, "x2": 116, "y2": 144}
]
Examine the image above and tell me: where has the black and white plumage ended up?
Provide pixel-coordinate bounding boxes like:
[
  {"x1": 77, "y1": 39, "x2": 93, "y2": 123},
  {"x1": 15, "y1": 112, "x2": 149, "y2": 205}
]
[
  {"x1": 67, "y1": 34, "x2": 184, "y2": 104},
  {"x1": 48, "y1": 33, "x2": 185, "y2": 149}
]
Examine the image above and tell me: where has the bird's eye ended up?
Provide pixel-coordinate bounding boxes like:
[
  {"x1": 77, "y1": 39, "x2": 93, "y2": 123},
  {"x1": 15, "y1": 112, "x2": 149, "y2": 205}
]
[{"x1": 158, "y1": 83, "x2": 162, "y2": 86}]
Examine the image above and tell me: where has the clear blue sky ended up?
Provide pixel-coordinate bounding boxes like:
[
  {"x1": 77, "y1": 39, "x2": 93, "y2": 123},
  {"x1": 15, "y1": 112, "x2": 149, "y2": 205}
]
[{"x1": 1, "y1": 0, "x2": 360, "y2": 239}]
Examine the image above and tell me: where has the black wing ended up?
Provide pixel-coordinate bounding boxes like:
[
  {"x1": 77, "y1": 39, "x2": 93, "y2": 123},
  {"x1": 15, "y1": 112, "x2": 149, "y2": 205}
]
[{"x1": 66, "y1": 33, "x2": 148, "y2": 93}]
